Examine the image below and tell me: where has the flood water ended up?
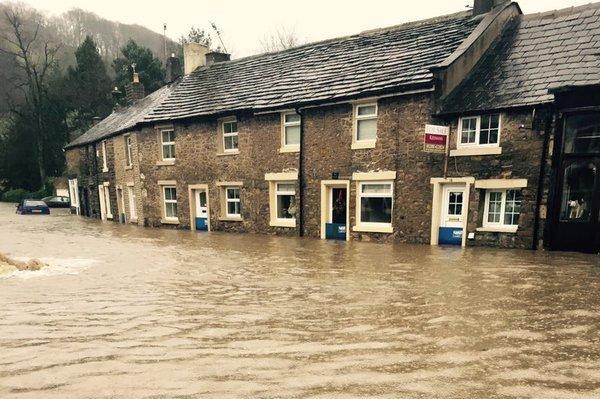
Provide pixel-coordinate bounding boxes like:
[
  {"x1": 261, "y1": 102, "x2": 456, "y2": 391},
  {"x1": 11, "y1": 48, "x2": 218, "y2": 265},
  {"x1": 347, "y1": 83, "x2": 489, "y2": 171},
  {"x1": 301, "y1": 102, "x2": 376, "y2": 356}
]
[{"x1": 0, "y1": 203, "x2": 599, "y2": 398}]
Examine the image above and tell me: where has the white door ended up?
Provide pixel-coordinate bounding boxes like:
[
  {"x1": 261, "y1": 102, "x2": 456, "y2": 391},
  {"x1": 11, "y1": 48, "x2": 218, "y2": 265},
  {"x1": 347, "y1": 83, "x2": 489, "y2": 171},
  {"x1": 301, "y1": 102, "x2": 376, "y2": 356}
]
[
  {"x1": 127, "y1": 186, "x2": 137, "y2": 220},
  {"x1": 68, "y1": 178, "x2": 80, "y2": 214},
  {"x1": 195, "y1": 190, "x2": 208, "y2": 218},
  {"x1": 441, "y1": 185, "x2": 465, "y2": 228},
  {"x1": 98, "y1": 185, "x2": 107, "y2": 220}
]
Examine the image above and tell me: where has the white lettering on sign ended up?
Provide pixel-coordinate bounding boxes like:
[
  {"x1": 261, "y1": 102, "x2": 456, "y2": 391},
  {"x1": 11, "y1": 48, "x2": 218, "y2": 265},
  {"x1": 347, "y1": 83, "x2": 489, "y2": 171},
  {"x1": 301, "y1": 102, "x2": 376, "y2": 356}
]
[{"x1": 425, "y1": 124, "x2": 450, "y2": 136}]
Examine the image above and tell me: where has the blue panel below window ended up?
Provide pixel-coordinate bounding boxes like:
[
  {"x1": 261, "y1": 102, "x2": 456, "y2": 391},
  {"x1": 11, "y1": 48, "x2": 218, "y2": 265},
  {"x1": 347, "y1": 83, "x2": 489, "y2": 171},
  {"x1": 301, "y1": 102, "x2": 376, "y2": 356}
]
[
  {"x1": 439, "y1": 227, "x2": 462, "y2": 245},
  {"x1": 195, "y1": 217, "x2": 208, "y2": 231},
  {"x1": 326, "y1": 223, "x2": 346, "y2": 240}
]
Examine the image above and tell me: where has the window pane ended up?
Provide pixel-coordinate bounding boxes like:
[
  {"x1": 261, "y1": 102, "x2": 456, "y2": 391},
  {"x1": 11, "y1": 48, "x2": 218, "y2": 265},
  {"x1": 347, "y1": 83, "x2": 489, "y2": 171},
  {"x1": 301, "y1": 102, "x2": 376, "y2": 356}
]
[
  {"x1": 560, "y1": 162, "x2": 596, "y2": 221},
  {"x1": 224, "y1": 135, "x2": 238, "y2": 150},
  {"x1": 163, "y1": 143, "x2": 175, "y2": 159},
  {"x1": 448, "y1": 192, "x2": 463, "y2": 216},
  {"x1": 504, "y1": 189, "x2": 521, "y2": 225},
  {"x1": 164, "y1": 187, "x2": 176, "y2": 200},
  {"x1": 357, "y1": 105, "x2": 376, "y2": 116},
  {"x1": 461, "y1": 118, "x2": 477, "y2": 144},
  {"x1": 357, "y1": 119, "x2": 377, "y2": 141},
  {"x1": 162, "y1": 130, "x2": 174, "y2": 142},
  {"x1": 360, "y1": 197, "x2": 392, "y2": 223},
  {"x1": 362, "y1": 184, "x2": 392, "y2": 194},
  {"x1": 285, "y1": 125, "x2": 301, "y2": 146},
  {"x1": 285, "y1": 114, "x2": 300, "y2": 124},
  {"x1": 165, "y1": 202, "x2": 177, "y2": 218},
  {"x1": 277, "y1": 194, "x2": 295, "y2": 219},
  {"x1": 227, "y1": 201, "x2": 240, "y2": 215},
  {"x1": 563, "y1": 113, "x2": 600, "y2": 154},
  {"x1": 487, "y1": 192, "x2": 502, "y2": 223},
  {"x1": 224, "y1": 121, "x2": 237, "y2": 134},
  {"x1": 227, "y1": 188, "x2": 240, "y2": 199},
  {"x1": 277, "y1": 183, "x2": 295, "y2": 193}
]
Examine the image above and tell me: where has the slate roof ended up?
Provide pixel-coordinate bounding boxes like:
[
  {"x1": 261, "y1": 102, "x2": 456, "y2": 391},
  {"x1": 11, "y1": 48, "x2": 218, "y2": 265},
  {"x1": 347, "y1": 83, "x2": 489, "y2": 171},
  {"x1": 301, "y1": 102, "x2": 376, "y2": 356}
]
[
  {"x1": 439, "y1": 3, "x2": 600, "y2": 115},
  {"x1": 144, "y1": 12, "x2": 481, "y2": 122},
  {"x1": 65, "y1": 83, "x2": 176, "y2": 149}
]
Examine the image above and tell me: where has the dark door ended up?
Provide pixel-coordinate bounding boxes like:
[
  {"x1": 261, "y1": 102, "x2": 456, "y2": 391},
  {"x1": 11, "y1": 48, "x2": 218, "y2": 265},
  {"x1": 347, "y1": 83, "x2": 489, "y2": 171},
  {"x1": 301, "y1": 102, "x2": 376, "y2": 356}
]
[
  {"x1": 326, "y1": 187, "x2": 347, "y2": 240},
  {"x1": 551, "y1": 112, "x2": 600, "y2": 253}
]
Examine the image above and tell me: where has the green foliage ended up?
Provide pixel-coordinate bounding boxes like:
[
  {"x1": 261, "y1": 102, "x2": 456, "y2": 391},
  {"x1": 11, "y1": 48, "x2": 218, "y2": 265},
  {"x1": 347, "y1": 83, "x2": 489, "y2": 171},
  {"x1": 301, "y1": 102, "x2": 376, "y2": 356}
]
[
  {"x1": 179, "y1": 26, "x2": 212, "y2": 47},
  {"x1": 1, "y1": 184, "x2": 52, "y2": 203},
  {"x1": 63, "y1": 36, "x2": 113, "y2": 133},
  {"x1": 113, "y1": 40, "x2": 165, "y2": 99}
]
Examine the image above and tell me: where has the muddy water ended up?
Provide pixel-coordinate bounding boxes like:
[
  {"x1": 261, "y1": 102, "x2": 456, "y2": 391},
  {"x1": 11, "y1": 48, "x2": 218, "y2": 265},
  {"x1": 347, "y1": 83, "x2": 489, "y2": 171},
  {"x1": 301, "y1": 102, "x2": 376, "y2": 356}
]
[{"x1": 0, "y1": 203, "x2": 599, "y2": 398}]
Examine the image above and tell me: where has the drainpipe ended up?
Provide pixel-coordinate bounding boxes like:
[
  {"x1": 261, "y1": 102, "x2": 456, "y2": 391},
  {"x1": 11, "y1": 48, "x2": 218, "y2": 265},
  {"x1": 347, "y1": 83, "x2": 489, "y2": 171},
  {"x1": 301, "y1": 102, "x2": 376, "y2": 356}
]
[
  {"x1": 532, "y1": 108, "x2": 553, "y2": 250},
  {"x1": 296, "y1": 106, "x2": 305, "y2": 237}
]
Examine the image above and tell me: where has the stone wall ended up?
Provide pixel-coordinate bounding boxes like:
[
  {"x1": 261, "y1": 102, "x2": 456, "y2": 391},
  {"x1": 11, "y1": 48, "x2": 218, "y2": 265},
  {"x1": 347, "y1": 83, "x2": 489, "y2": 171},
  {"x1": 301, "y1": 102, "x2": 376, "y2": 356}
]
[{"x1": 111, "y1": 132, "x2": 145, "y2": 225}]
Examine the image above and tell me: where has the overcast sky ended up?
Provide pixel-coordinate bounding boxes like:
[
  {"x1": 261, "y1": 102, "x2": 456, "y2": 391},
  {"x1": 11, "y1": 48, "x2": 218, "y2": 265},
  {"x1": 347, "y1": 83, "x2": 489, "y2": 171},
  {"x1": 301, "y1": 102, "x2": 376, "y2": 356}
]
[{"x1": 11, "y1": 0, "x2": 593, "y2": 58}]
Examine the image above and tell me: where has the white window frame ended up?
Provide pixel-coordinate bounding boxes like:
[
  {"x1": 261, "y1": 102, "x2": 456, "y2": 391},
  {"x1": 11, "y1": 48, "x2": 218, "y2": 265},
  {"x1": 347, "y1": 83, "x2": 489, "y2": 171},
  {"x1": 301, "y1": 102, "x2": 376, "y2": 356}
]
[
  {"x1": 101, "y1": 140, "x2": 108, "y2": 172},
  {"x1": 161, "y1": 129, "x2": 176, "y2": 161},
  {"x1": 225, "y1": 187, "x2": 241, "y2": 218},
  {"x1": 482, "y1": 189, "x2": 521, "y2": 232},
  {"x1": 222, "y1": 119, "x2": 239, "y2": 153},
  {"x1": 127, "y1": 185, "x2": 137, "y2": 221},
  {"x1": 125, "y1": 134, "x2": 133, "y2": 167},
  {"x1": 356, "y1": 180, "x2": 394, "y2": 232},
  {"x1": 352, "y1": 103, "x2": 378, "y2": 149},
  {"x1": 457, "y1": 114, "x2": 501, "y2": 149},
  {"x1": 281, "y1": 112, "x2": 301, "y2": 152},
  {"x1": 162, "y1": 186, "x2": 178, "y2": 222}
]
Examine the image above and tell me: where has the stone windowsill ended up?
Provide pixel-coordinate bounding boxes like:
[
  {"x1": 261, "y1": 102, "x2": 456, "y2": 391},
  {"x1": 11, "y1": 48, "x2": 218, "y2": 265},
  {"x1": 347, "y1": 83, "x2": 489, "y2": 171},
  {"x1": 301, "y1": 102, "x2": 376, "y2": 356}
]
[
  {"x1": 279, "y1": 146, "x2": 299, "y2": 154},
  {"x1": 129, "y1": 218, "x2": 138, "y2": 224},
  {"x1": 450, "y1": 146, "x2": 502, "y2": 157},
  {"x1": 351, "y1": 140, "x2": 377, "y2": 150},
  {"x1": 125, "y1": 165, "x2": 133, "y2": 170},
  {"x1": 219, "y1": 215, "x2": 243, "y2": 222},
  {"x1": 102, "y1": 167, "x2": 109, "y2": 172},
  {"x1": 156, "y1": 159, "x2": 176, "y2": 166},
  {"x1": 217, "y1": 150, "x2": 240, "y2": 156},
  {"x1": 161, "y1": 218, "x2": 179, "y2": 225},
  {"x1": 270, "y1": 219, "x2": 296, "y2": 228},
  {"x1": 353, "y1": 223, "x2": 393, "y2": 234},
  {"x1": 476, "y1": 225, "x2": 518, "y2": 234}
]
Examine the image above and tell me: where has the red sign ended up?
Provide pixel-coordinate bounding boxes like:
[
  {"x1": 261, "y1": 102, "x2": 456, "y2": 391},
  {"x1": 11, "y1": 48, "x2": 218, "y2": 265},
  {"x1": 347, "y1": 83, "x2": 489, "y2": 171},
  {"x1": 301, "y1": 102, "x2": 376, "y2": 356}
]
[{"x1": 423, "y1": 124, "x2": 449, "y2": 153}]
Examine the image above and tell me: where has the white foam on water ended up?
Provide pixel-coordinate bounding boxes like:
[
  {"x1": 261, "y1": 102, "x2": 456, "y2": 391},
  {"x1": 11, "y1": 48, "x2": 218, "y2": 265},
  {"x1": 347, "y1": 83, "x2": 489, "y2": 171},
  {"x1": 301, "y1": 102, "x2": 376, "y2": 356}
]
[{"x1": 0, "y1": 257, "x2": 96, "y2": 279}]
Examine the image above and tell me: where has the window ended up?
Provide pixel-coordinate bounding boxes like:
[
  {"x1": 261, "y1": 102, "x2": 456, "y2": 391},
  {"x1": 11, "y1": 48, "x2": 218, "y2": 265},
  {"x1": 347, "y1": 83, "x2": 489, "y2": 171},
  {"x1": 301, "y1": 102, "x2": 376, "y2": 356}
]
[
  {"x1": 483, "y1": 189, "x2": 522, "y2": 229},
  {"x1": 162, "y1": 186, "x2": 178, "y2": 220},
  {"x1": 125, "y1": 135, "x2": 133, "y2": 167},
  {"x1": 354, "y1": 103, "x2": 378, "y2": 146},
  {"x1": 225, "y1": 187, "x2": 241, "y2": 217},
  {"x1": 276, "y1": 183, "x2": 296, "y2": 220},
  {"x1": 358, "y1": 182, "x2": 393, "y2": 226},
  {"x1": 458, "y1": 114, "x2": 500, "y2": 147},
  {"x1": 101, "y1": 140, "x2": 108, "y2": 171},
  {"x1": 282, "y1": 113, "x2": 300, "y2": 150},
  {"x1": 222, "y1": 120, "x2": 239, "y2": 152},
  {"x1": 127, "y1": 185, "x2": 137, "y2": 221},
  {"x1": 161, "y1": 130, "x2": 176, "y2": 160},
  {"x1": 560, "y1": 162, "x2": 596, "y2": 222},
  {"x1": 563, "y1": 113, "x2": 600, "y2": 154}
]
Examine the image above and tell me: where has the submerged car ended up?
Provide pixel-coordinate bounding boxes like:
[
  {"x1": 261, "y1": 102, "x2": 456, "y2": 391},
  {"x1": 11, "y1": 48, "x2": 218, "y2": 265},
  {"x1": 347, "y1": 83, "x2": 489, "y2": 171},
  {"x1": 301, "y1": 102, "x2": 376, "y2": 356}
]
[
  {"x1": 41, "y1": 196, "x2": 70, "y2": 208},
  {"x1": 16, "y1": 199, "x2": 50, "y2": 215}
]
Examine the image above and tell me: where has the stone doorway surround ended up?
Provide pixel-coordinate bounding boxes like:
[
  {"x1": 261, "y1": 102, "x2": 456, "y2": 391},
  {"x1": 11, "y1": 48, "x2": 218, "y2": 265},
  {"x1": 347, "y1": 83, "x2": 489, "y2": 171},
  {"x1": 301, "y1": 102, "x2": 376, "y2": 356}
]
[
  {"x1": 430, "y1": 177, "x2": 475, "y2": 247},
  {"x1": 320, "y1": 180, "x2": 350, "y2": 241},
  {"x1": 188, "y1": 184, "x2": 211, "y2": 232}
]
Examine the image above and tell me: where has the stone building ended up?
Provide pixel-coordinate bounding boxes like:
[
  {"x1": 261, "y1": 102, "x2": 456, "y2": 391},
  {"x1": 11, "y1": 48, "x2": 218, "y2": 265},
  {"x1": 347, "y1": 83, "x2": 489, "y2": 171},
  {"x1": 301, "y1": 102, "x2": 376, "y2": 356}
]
[{"x1": 64, "y1": 0, "x2": 600, "y2": 253}]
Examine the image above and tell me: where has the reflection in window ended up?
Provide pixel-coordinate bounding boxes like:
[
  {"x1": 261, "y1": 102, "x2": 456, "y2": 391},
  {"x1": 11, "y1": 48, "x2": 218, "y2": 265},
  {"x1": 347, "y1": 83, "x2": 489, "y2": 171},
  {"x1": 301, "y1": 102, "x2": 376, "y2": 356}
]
[
  {"x1": 448, "y1": 192, "x2": 463, "y2": 216},
  {"x1": 359, "y1": 182, "x2": 393, "y2": 225},
  {"x1": 563, "y1": 113, "x2": 600, "y2": 154},
  {"x1": 560, "y1": 162, "x2": 596, "y2": 221}
]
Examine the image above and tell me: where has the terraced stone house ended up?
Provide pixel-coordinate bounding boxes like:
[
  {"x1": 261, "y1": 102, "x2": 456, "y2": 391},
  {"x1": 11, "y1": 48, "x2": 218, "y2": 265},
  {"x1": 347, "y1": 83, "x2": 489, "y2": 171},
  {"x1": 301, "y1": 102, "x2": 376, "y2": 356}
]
[{"x1": 64, "y1": 0, "x2": 600, "y2": 253}]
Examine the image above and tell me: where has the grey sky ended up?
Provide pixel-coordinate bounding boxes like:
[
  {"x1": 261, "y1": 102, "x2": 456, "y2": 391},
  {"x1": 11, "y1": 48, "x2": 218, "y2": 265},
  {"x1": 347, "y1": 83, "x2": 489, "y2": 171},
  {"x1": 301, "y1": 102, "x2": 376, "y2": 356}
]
[{"x1": 12, "y1": 0, "x2": 594, "y2": 58}]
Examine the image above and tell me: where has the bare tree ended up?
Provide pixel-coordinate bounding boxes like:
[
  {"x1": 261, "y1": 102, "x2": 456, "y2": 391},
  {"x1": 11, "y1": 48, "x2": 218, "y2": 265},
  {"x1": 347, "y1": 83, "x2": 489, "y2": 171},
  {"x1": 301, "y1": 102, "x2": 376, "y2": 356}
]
[
  {"x1": 259, "y1": 27, "x2": 301, "y2": 52},
  {"x1": 0, "y1": 6, "x2": 60, "y2": 186}
]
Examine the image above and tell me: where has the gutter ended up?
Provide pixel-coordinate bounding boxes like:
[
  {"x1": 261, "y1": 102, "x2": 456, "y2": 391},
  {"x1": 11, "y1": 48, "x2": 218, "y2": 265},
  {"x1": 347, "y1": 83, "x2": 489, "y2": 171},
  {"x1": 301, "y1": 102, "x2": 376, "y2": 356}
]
[
  {"x1": 295, "y1": 106, "x2": 306, "y2": 237},
  {"x1": 532, "y1": 109, "x2": 553, "y2": 250}
]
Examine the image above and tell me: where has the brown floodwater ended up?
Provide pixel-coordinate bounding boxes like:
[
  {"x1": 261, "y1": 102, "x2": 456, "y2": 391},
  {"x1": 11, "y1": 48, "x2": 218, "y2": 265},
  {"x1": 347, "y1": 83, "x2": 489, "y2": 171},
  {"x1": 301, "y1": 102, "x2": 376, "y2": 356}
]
[{"x1": 0, "y1": 203, "x2": 599, "y2": 398}]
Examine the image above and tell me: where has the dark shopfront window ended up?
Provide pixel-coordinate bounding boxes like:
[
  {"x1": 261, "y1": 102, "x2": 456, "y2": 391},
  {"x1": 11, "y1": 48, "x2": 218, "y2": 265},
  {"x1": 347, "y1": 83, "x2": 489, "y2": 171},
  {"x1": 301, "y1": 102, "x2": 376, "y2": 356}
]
[
  {"x1": 563, "y1": 113, "x2": 600, "y2": 154},
  {"x1": 560, "y1": 162, "x2": 597, "y2": 222}
]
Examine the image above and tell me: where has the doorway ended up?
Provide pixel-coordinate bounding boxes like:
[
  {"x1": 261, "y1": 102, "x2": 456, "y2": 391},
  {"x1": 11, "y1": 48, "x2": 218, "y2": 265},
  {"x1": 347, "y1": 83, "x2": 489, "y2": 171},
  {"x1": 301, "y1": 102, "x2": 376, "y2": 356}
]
[
  {"x1": 188, "y1": 184, "x2": 210, "y2": 232},
  {"x1": 439, "y1": 185, "x2": 466, "y2": 245},
  {"x1": 98, "y1": 183, "x2": 112, "y2": 220},
  {"x1": 320, "y1": 181, "x2": 349, "y2": 240}
]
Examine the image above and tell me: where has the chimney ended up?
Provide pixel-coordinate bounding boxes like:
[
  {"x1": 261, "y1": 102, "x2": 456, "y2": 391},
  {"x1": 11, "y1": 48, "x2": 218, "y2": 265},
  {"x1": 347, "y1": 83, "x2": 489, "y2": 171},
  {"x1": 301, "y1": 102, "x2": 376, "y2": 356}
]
[
  {"x1": 166, "y1": 53, "x2": 182, "y2": 82},
  {"x1": 91, "y1": 116, "x2": 101, "y2": 125},
  {"x1": 125, "y1": 72, "x2": 145, "y2": 104},
  {"x1": 473, "y1": 0, "x2": 508, "y2": 15},
  {"x1": 205, "y1": 51, "x2": 231, "y2": 66},
  {"x1": 183, "y1": 42, "x2": 209, "y2": 75}
]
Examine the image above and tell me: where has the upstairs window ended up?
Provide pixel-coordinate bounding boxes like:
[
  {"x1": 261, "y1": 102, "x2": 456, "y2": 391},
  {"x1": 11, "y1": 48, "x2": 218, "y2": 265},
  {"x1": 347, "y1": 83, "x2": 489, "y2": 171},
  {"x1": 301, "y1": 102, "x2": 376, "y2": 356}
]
[
  {"x1": 459, "y1": 114, "x2": 500, "y2": 147},
  {"x1": 223, "y1": 120, "x2": 239, "y2": 152},
  {"x1": 483, "y1": 189, "x2": 521, "y2": 228},
  {"x1": 354, "y1": 103, "x2": 378, "y2": 146},
  {"x1": 161, "y1": 130, "x2": 176, "y2": 160},
  {"x1": 125, "y1": 135, "x2": 133, "y2": 167},
  {"x1": 101, "y1": 140, "x2": 108, "y2": 172},
  {"x1": 563, "y1": 113, "x2": 600, "y2": 154},
  {"x1": 282, "y1": 112, "x2": 301, "y2": 151}
]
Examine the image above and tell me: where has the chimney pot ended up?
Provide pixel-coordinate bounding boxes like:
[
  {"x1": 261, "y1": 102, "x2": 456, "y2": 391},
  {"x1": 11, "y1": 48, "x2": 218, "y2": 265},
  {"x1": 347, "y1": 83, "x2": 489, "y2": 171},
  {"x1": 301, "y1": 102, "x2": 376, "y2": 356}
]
[
  {"x1": 132, "y1": 72, "x2": 140, "y2": 83},
  {"x1": 166, "y1": 55, "x2": 182, "y2": 83},
  {"x1": 183, "y1": 42, "x2": 209, "y2": 75},
  {"x1": 473, "y1": 0, "x2": 508, "y2": 16}
]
